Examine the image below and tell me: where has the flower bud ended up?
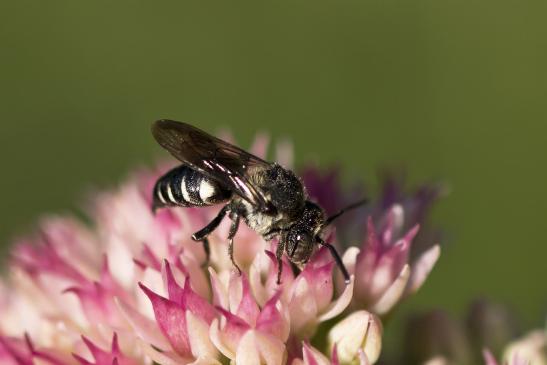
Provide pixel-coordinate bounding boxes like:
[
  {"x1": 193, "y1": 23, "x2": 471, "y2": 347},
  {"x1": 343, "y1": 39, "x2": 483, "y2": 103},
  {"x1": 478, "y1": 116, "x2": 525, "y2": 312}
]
[
  {"x1": 502, "y1": 330, "x2": 547, "y2": 365},
  {"x1": 327, "y1": 310, "x2": 382, "y2": 364}
]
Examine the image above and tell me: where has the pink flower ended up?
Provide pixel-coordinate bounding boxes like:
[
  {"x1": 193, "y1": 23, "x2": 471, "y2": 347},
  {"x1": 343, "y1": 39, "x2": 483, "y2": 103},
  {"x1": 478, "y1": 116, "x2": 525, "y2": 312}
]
[
  {"x1": 344, "y1": 205, "x2": 441, "y2": 315},
  {"x1": 250, "y1": 246, "x2": 355, "y2": 341},
  {"x1": 0, "y1": 134, "x2": 392, "y2": 365},
  {"x1": 209, "y1": 273, "x2": 289, "y2": 365}
]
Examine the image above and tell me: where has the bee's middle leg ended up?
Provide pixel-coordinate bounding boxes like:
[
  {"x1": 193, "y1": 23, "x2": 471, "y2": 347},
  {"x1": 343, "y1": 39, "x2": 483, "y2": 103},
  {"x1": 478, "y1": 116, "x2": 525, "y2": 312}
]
[
  {"x1": 227, "y1": 213, "x2": 242, "y2": 275},
  {"x1": 192, "y1": 204, "x2": 230, "y2": 266}
]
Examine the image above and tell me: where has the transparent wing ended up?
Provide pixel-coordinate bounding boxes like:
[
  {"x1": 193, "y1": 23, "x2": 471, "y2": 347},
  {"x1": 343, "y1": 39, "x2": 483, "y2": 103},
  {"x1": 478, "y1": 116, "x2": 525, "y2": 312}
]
[{"x1": 152, "y1": 119, "x2": 273, "y2": 212}]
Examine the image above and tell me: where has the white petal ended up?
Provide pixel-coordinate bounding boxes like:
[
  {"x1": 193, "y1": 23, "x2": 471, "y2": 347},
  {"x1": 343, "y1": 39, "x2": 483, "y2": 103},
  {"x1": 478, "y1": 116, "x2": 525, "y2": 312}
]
[
  {"x1": 209, "y1": 318, "x2": 235, "y2": 360},
  {"x1": 235, "y1": 331, "x2": 261, "y2": 365},
  {"x1": 187, "y1": 311, "x2": 219, "y2": 359},
  {"x1": 106, "y1": 234, "x2": 136, "y2": 288},
  {"x1": 138, "y1": 338, "x2": 194, "y2": 365},
  {"x1": 328, "y1": 311, "x2": 383, "y2": 365},
  {"x1": 289, "y1": 278, "x2": 318, "y2": 336},
  {"x1": 342, "y1": 247, "x2": 360, "y2": 274},
  {"x1": 275, "y1": 138, "x2": 293, "y2": 168},
  {"x1": 406, "y1": 245, "x2": 441, "y2": 295},
  {"x1": 371, "y1": 264, "x2": 410, "y2": 315},
  {"x1": 318, "y1": 275, "x2": 355, "y2": 321},
  {"x1": 255, "y1": 331, "x2": 286, "y2": 365}
]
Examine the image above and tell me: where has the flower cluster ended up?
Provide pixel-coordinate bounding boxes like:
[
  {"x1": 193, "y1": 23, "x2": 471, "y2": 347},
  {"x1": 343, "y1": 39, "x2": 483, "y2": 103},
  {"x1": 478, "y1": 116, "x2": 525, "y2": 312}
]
[
  {"x1": 0, "y1": 136, "x2": 444, "y2": 365},
  {"x1": 398, "y1": 300, "x2": 547, "y2": 365}
]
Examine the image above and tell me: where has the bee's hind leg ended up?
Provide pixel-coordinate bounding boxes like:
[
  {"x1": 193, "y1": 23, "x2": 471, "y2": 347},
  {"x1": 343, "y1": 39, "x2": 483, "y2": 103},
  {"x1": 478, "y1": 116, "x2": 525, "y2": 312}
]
[
  {"x1": 227, "y1": 214, "x2": 242, "y2": 276},
  {"x1": 192, "y1": 205, "x2": 230, "y2": 267}
]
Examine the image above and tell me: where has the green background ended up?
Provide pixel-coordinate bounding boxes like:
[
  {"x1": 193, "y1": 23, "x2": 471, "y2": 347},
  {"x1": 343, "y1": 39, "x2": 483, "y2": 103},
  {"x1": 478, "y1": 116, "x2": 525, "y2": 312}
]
[{"x1": 1, "y1": 0, "x2": 545, "y2": 351}]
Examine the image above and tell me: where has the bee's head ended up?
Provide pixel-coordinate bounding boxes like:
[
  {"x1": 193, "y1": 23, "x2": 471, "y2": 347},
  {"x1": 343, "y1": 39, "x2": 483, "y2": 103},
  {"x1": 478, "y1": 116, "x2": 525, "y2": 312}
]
[
  {"x1": 284, "y1": 228, "x2": 315, "y2": 265},
  {"x1": 283, "y1": 201, "x2": 325, "y2": 264}
]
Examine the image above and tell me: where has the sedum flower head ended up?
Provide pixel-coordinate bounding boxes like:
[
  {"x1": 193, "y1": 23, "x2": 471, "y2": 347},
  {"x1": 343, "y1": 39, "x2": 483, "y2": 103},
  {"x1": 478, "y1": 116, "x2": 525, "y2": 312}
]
[
  {"x1": 343, "y1": 205, "x2": 441, "y2": 316},
  {"x1": 0, "y1": 135, "x2": 441, "y2": 365}
]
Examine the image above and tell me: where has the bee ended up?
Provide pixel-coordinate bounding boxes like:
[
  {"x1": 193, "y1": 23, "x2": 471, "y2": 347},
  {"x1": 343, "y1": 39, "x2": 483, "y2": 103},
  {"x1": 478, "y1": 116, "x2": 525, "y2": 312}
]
[{"x1": 151, "y1": 120, "x2": 365, "y2": 284}]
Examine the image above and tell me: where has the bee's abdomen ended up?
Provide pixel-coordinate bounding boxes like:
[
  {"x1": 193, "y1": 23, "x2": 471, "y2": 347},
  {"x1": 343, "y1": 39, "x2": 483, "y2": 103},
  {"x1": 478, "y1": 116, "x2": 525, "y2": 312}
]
[{"x1": 153, "y1": 165, "x2": 231, "y2": 210}]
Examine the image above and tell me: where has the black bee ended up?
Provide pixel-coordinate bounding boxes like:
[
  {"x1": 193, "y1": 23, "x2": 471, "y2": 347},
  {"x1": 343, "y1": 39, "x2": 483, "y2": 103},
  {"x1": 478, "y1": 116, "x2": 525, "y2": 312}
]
[{"x1": 151, "y1": 120, "x2": 365, "y2": 284}]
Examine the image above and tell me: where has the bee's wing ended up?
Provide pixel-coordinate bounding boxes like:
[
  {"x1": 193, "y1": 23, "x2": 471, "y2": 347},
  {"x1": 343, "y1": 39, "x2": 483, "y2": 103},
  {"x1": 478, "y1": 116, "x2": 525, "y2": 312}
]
[{"x1": 152, "y1": 120, "x2": 273, "y2": 212}]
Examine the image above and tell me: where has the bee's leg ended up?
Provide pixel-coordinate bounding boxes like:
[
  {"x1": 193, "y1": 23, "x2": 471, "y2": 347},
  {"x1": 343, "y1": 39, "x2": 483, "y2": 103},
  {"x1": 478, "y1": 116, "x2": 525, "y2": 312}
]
[
  {"x1": 289, "y1": 261, "x2": 301, "y2": 278},
  {"x1": 227, "y1": 214, "x2": 242, "y2": 275},
  {"x1": 275, "y1": 240, "x2": 285, "y2": 284},
  {"x1": 316, "y1": 237, "x2": 351, "y2": 284},
  {"x1": 192, "y1": 205, "x2": 230, "y2": 266},
  {"x1": 201, "y1": 238, "x2": 210, "y2": 266}
]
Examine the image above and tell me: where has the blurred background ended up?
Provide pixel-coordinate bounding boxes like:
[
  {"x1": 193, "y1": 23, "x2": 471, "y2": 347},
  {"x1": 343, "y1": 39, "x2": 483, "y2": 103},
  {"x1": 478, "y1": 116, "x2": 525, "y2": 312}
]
[{"x1": 0, "y1": 0, "x2": 545, "y2": 357}]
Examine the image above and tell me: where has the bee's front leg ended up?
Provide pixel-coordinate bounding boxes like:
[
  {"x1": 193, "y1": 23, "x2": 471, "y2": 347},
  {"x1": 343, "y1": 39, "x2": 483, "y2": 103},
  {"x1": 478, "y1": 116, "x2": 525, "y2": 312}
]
[{"x1": 275, "y1": 239, "x2": 285, "y2": 284}]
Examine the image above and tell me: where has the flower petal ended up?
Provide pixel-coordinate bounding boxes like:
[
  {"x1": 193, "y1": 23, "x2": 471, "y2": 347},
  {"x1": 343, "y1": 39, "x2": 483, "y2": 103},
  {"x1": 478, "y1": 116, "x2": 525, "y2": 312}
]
[
  {"x1": 230, "y1": 274, "x2": 260, "y2": 326},
  {"x1": 371, "y1": 264, "x2": 410, "y2": 315},
  {"x1": 185, "y1": 311, "x2": 218, "y2": 360},
  {"x1": 405, "y1": 244, "x2": 440, "y2": 295},
  {"x1": 234, "y1": 331, "x2": 261, "y2": 365},
  {"x1": 115, "y1": 298, "x2": 170, "y2": 350},
  {"x1": 302, "y1": 342, "x2": 331, "y2": 365},
  {"x1": 256, "y1": 292, "x2": 289, "y2": 341},
  {"x1": 254, "y1": 331, "x2": 286, "y2": 365},
  {"x1": 139, "y1": 283, "x2": 191, "y2": 357},
  {"x1": 318, "y1": 276, "x2": 354, "y2": 322},
  {"x1": 288, "y1": 278, "x2": 318, "y2": 337},
  {"x1": 328, "y1": 310, "x2": 382, "y2": 365}
]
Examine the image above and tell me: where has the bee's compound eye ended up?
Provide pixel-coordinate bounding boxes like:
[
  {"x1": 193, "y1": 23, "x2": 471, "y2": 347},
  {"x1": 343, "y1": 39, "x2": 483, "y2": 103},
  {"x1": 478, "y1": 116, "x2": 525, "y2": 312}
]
[{"x1": 286, "y1": 230, "x2": 314, "y2": 264}]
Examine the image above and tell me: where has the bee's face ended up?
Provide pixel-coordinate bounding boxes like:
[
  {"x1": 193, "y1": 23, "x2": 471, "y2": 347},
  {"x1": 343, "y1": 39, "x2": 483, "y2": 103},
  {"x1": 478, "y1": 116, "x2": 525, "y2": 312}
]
[{"x1": 285, "y1": 229, "x2": 315, "y2": 265}]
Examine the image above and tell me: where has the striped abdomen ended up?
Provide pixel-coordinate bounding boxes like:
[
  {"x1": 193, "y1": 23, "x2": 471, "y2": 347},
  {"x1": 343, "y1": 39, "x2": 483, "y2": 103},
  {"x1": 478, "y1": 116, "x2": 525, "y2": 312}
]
[{"x1": 153, "y1": 165, "x2": 232, "y2": 210}]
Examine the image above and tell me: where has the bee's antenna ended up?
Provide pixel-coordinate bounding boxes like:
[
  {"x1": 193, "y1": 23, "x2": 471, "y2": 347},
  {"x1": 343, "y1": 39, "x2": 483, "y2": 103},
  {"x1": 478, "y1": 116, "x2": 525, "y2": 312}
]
[
  {"x1": 316, "y1": 236, "x2": 351, "y2": 284},
  {"x1": 322, "y1": 198, "x2": 368, "y2": 228}
]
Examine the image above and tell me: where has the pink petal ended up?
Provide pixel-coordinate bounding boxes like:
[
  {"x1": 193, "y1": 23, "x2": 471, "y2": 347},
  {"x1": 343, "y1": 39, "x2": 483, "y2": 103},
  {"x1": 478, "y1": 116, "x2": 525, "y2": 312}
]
[
  {"x1": 140, "y1": 244, "x2": 162, "y2": 272},
  {"x1": 331, "y1": 344, "x2": 340, "y2": 365},
  {"x1": 0, "y1": 336, "x2": 34, "y2": 365},
  {"x1": 230, "y1": 273, "x2": 260, "y2": 326},
  {"x1": 249, "y1": 133, "x2": 270, "y2": 159},
  {"x1": 482, "y1": 349, "x2": 499, "y2": 365},
  {"x1": 14, "y1": 239, "x2": 86, "y2": 284},
  {"x1": 74, "y1": 334, "x2": 137, "y2": 365},
  {"x1": 302, "y1": 260, "x2": 334, "y2": 313},
  {"x1": 265, "y1": 249, "x2": 295, "y2": 289},
  {"x1": 182, "y1": 278, "x2": 216, "y2": 324},
  {"x1": 139, "y1": 283, "x2": 191, "y2": 357},
  {"x1": 365, "y1": 217, "x2": 380, "y2": 253},
  {"x1": 162, "y1": 260, "x2": 185, "y2": 304},
  {"x1": 79, "y1": 336, "x2": 113, "y2": 365},
  {"x1": 64, "y1": 281, "x2": 121, "y2": 326},
  {"x1": 216, "y1": 307, "x2": 251, "y2": 337},
  {"x1": 302, "y1": 342, "x2": 331, "y2": 365},
  {"x1": 388, "y1": 224, "x2": 419, "y2": 278},
  {"x1": 115, "y1": 298, "x2": 171, "y2": 350},
  {"x1": 256, "y1": 292, "x2": 289, "y2": 341}
]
